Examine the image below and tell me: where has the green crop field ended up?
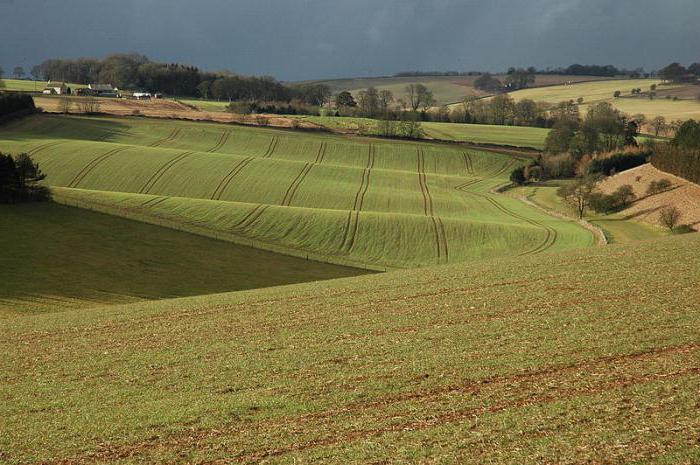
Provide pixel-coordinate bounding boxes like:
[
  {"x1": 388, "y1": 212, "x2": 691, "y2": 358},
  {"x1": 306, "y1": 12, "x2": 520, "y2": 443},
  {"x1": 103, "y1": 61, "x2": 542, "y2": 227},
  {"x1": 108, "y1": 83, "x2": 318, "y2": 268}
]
[
  {"x1": 1, "y1": 231, "x2": 699, "y2": 464},
  {"x1": 0, "y1": 202, "x2": 367, "y2": 316},
  {"x1": 291, "y1": 115, "x2": 550, "y2": 149},
  {"x1": 422, "y1": 121, "x2": 550, "y2": 149},
  {"x1": 0, "y1": 78, "x2": 85, "y2": 92},
  {"x1": 0, "y1": 114, "x2": 594, "y2": 270}
]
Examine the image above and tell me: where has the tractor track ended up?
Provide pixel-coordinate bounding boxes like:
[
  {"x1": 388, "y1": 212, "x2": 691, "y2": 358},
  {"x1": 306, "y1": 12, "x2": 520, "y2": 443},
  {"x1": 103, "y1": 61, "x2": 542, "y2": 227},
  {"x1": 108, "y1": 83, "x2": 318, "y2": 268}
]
[
  {"x1": 210, "y1": 157, "x2": 255, "y2": 201},
  {"x1": 139, "y1": 151, "x2": 193, "y2": 195},
  {"x1": 280, "y1": 142, "x2": 327, "y2": 207},
  {"x1": 27, "y1": 140, "x2": 67, "y2": 156},
  {"x1": 149, "y1": 128, "x2": 181, "y2": 148},
  {"x1": 232, "y1": 204, "x2": 270, "y2": 230},
  {"x1": 456, "y1": 181, "x2": 557, "y2": 256},
  {"x1": 418, "y1": 148, "x2": 448, "y2": 262},
  {"x1": 340, "y1": 145, "x2": 376, "y2": 254},
  {"x1": 340, "y1": 211, "x2": 361, "y2": 253},
  {"x1": 140, "y1": 196, "x2": 169, "y2": 208},
  {"x1": 314, "y1": 141, "x2": 327, "y2": 164},
  {"x1": 463, "y1": 151, "x2": 475, "y2": 175},
  {"x1": 454, "y1": 153, "x2": 556, "y2": 256},
  {"x1": 67, "y1": 147, "x2": 128, "y2": 188},
  {"x1": 207, "y1": 130, "x2": 232, "y2": 153},
  {"x1": 262, "y1": 136, "x2": 279, "y2": 158},
  {"x1": 351, "y1": 145, "x2": 375, "y2": 211}
]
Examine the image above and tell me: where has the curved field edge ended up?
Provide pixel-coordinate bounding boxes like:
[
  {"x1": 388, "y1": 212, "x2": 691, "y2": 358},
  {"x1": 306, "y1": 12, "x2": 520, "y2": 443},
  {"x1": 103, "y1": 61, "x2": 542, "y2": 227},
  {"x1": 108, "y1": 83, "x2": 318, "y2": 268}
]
[
  {"x1": 51, "y1": 187, "x2": 595, "y2": 270},
  {"x1": 1, "y1": 233, "x2": 699, "y2": 464},
  {"x1": 0, "y1": 202, "x2": 369, "y2": 316}
]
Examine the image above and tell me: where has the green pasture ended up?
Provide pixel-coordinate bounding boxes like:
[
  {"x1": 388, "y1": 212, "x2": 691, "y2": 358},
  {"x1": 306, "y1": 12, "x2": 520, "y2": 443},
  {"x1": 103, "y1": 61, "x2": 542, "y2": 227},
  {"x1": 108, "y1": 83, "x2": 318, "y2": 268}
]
[{"x1": 0, "y1": 114, "x2": 595, "y2": 270}]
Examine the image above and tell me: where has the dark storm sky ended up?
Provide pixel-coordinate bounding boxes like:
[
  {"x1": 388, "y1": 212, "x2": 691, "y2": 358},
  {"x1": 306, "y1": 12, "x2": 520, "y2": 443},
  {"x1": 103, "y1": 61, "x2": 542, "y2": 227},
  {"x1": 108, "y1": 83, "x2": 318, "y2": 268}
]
[{"x1": 1, "y1": 0, "x2": 698, "y2": 81}]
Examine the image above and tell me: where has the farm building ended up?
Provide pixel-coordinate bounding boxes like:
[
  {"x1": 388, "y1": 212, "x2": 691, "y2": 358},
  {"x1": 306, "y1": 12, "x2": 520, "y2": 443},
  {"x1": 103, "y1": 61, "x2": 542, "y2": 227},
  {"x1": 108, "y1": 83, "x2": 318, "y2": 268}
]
[
  {"x1": 42, "y1": 82, "x2": 69, "y2": 95},
  {"x1": 133, "y1": 92, "x2": 152, "y2": 100},
  {"x1": 88, "y1": 84, "x2": 119, "y2": 97}
]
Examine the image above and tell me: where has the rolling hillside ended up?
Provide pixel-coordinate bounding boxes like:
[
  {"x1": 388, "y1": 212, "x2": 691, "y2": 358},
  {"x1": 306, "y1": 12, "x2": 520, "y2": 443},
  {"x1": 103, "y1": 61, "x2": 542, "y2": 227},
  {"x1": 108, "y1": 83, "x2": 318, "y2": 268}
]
[
  {"x1": 301, "y1": 74, "x2": 615, "y2": 106},
  {"x1": 0, "y1": 202, "x2": 367, "y2": 316},
  {"x1": 508, "y1": 78, "x2": 700, "y2": 121},
  {"x1": 2, "y1": 231, "x2": 698, "y2": 464},
  {"x1": 0, "y1": 114, "x2": 594, "y2": 269}
]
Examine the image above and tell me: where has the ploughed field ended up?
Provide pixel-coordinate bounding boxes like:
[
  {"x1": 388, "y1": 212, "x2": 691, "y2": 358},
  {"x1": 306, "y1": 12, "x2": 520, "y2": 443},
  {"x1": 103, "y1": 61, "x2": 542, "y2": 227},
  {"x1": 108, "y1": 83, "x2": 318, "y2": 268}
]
[
  {"x1": 2, "y1": 232, "x2": 699, "y2": 464},
  {"x1": 0, "y1": 114, "x2": 594, "y2": 269}
]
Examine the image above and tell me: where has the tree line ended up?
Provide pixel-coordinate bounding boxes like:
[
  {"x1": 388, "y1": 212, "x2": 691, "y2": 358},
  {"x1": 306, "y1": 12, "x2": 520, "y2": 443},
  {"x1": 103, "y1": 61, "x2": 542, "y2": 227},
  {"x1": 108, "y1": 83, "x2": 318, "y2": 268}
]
[
  {"x1": 651, "y1": 120, "x2": 700, "y2": 184},
  {"x1": 29, "y1": 54, "x2": 332, "y2": 104}
]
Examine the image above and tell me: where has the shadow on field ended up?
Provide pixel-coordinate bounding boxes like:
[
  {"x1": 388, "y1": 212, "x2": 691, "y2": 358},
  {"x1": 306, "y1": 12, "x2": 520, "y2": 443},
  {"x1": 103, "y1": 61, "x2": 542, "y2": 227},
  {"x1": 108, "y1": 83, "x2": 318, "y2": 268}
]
[{"x1": 0, "y1": 114, "x2": 133, "y2": 144}]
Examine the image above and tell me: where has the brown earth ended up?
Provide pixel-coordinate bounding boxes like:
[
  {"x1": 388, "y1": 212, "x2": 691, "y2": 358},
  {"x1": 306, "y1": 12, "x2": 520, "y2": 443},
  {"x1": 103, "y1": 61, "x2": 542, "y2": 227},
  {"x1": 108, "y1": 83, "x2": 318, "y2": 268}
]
[
  {"x1": 34, "y1": 96, "x2": 324, "y2": 130},
  {"x1": 598, "y1": 163, "x2": 700, "y2": 231}
]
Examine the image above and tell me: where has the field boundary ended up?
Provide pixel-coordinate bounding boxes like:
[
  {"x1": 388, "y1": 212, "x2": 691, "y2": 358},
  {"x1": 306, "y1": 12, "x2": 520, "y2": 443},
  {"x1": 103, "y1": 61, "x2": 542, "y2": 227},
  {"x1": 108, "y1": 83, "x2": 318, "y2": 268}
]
[{"x1": 51, "y1": 189, "x2": 391, "y2": 272}]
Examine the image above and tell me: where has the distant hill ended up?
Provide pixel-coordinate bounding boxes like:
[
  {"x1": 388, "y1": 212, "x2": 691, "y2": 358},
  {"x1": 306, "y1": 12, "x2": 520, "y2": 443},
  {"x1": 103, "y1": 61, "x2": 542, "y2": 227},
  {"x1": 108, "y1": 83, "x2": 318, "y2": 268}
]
[{"x1": 300, "y1": 74, "x2": 617, "y2": 105}]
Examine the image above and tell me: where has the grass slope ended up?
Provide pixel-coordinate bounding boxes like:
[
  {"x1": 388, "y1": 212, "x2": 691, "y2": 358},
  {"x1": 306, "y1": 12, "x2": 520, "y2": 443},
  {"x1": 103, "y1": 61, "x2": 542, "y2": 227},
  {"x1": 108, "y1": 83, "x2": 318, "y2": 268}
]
[
  {"x1": 0, "y1": 114, "x2": 594, "y2": 268},
  {"x1": 2, "y1": 232, "x2": 699, "y2": 464},
  {"x1": 0, "y1": 202, "x2": 366, "y2": 316}
]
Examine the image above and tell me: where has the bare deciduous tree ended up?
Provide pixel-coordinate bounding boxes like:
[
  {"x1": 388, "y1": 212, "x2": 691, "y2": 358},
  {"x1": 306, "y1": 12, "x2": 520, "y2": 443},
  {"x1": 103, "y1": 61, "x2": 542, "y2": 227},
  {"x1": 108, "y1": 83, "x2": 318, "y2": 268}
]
[
  {"x1": 659, "y1": 206, "x2": 681, "y2": 231},
  {"x1": 557, "y1": 175, "x2": 600, "y2": 219},
  {"x1": 58, "y1": 97, "x2": 73, "y2": 115},
  {"x1": 78, "y1": 97, "x2": 100, "y2": 114}
]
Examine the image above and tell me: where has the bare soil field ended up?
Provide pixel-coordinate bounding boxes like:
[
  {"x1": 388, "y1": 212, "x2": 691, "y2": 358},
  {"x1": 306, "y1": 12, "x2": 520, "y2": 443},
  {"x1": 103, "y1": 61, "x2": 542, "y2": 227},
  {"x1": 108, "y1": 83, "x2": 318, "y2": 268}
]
[
  {"x1": 598, "y1": 163, "x2": 700, "y2": 231},
  {"x1": 34, "y1": 96, "x2": 323, "y2": 130}
]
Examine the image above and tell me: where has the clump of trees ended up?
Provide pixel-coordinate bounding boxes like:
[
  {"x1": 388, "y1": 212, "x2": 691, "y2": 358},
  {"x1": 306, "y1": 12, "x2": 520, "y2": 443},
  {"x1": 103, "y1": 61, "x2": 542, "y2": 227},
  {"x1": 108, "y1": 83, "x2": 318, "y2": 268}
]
[
  {"x1": 646, "y1": 178, "x2": 672, "y2": 195},
  {"x1": 0, "y1": 93, "x2": 36, "y2": 118},
  {"x1": 657, "y1": 62, "x2": 700, "y2": 83},
  {"x1": 0, "y1": 153, "x2": 49, "y2": 203},
  {"x1": 544, "y1": 102, "x2": 639, "y2": 156},
  {"x1": 589, "y1": 184, "x2": 636, "y2": 214}
]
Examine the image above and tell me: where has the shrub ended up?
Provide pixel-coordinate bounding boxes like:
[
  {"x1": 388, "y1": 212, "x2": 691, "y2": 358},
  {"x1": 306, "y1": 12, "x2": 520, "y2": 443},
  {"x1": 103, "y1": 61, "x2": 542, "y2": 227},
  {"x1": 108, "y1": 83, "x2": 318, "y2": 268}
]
[
  {"x1": 510, "y1": 167, "x2": 527, "y2": 185},
  {"x1": 589, "y1": 185, "x2": 636, "y2": 213},
  {"x1": 646, "y1": 178, "x2": 672, "y2": 195}
]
